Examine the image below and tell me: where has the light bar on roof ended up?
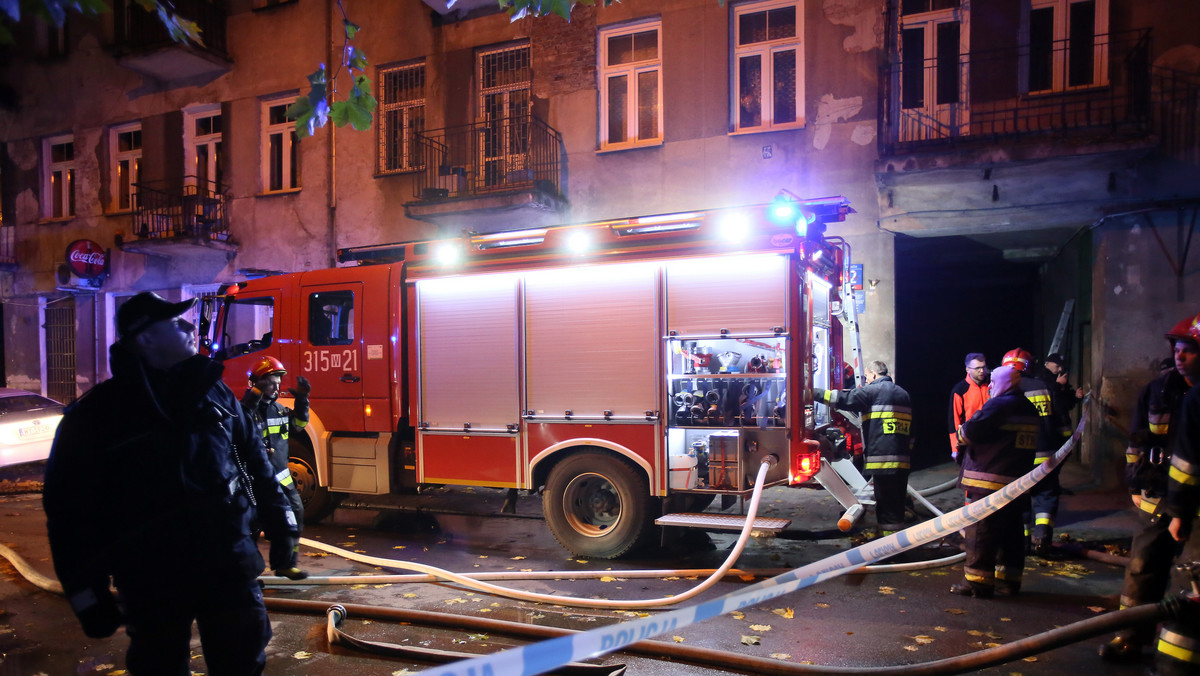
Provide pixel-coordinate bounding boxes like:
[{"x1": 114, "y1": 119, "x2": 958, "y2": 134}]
[
  {"x1": 611, "y1": 212, "x2": 703, "y2": 236},
  {"x1": 471, "y1": 229, "x2": 548, "y2": 250}
]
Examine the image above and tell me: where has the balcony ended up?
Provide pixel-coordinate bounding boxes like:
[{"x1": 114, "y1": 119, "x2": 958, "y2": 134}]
[
  {"x1": 112, "y1": 0, "x2": 230, "y2": 86},
  {"x1": 116, "y1": 179, "x2": 237, "y2": 259},
  {"x1": 879, "y1": 30, "x2": 1153, "y2": 158},
  {"x1": 404, "y1": 114, "x2": 568, "y2": 232}
]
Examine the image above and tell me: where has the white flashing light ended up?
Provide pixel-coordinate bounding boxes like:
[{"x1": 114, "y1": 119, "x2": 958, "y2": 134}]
[
  {"x1": 636, "y1": 212, "x2": 701, "y2": 225},
  {"x1": 434, "y1": 242, "x2": 461, "y2": 266},
  {"x1": 472, "y1": 228, "x2": 548, "y2": 249},
  {"x1": 718, "y1": 213, "x2": 751, "y2": 244},
  {"x1": 567, "y1": 231, "x2": 592, "y2": 255}
]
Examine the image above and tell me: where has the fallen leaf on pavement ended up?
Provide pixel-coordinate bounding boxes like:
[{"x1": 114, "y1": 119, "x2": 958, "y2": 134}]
[
  {"x1": 772, "y1": 608, "x2": 795, "y2": 619},
  {"x1": 292, "y1": 651, "x2": 312, "y2": 659},
  {"x1": 770, "y1": 653, "x2": 791, "y2": 660},
  {"x1": 878, "y1": 586, "x2": 896, "y2": 595},
  {"x1": 913, "y1": 635, "x2": 934, "y2": 644},
  {"x1": 741, "y1": 635, "x2": 761, "y2": 646},
  {"x1": 749, "y1": 624, "x2": 772, "y2": 632},
  {"x1": 672, "y1": 636, "x2": 685, "y2": 643}
]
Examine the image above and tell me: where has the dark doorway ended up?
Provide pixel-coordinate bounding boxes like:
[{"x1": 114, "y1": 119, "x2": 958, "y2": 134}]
[{"x1": 894, "y1": 235, "x2": 1041, "y2": 470}]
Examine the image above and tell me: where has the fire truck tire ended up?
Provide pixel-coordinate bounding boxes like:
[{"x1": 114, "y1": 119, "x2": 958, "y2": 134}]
[
  {"x1": 290, "y1": 441, "x2": 340, "y2": 523},
  {"x1": 542, "y1": 451, "x2": 654, "y2": 559}
]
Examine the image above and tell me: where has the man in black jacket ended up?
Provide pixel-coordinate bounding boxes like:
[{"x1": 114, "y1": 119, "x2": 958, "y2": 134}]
[
  {"x1": 44, "y1": 292, "x2": 299, "y2": 676},
  {"x1": 814, "y1": 360, "x2": 913, "y2": 533}
]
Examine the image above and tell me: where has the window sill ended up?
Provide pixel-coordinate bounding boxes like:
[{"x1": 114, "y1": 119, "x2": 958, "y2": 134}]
[
  {"x1": 258, "y1": 188, "x2": 302, "y2": 197},
  {"x1": 39, "y1": 216, "x2": 75, "y2": 225},
  {"x1": 374, "y1": 167, "x2": 424, "y2": 178},
  {"x1": 728, "y1": 122, "x2": 806, "y2": 136},
  {"x1": 104, "y1": 208, "x2": 133, "y2": 216},
  {"x1": 596, "y1": 139, "x2": 664, "y2": 154}
]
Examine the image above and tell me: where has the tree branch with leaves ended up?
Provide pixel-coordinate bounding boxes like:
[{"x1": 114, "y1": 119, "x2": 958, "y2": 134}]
[{"x1": 285, "y1": 0, "x2": 376, "y2": 139}]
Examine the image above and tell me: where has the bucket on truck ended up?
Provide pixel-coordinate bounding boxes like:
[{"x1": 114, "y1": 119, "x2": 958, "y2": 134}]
[{"x1": 668, "y1": 452, "x2": 699, "y2": 490}]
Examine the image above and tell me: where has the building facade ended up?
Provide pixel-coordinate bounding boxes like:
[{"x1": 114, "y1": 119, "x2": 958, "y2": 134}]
[{"x1": 0, "y1": 0, "x2": 1197, "y2": 477}]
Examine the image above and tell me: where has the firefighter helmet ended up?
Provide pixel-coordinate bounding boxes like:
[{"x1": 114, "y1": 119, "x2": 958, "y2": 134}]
[
  {"x1": 250, "y1": 356, "x2": 287, "y2": 380},
  {"x1": 1165, "y1": 311, "x2": 1200, "y2": 346},
  {"x1": 1002, "y1": 348, "x2": 1033, "y2": 373}
]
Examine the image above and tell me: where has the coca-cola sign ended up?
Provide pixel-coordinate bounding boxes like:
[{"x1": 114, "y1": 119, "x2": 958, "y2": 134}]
[{"x1": 65, "y1": 239, "x2": 107, "y2": 279}]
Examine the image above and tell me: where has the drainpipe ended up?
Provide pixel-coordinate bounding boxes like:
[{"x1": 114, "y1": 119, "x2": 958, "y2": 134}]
[{"x1": 326, "y1": 0, "x2": 337, "y2": 267}]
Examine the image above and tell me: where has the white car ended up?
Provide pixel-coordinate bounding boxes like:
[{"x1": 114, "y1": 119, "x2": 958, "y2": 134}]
[{"x1": 0, "y1": 389, "x2": 65, "y2": 468}]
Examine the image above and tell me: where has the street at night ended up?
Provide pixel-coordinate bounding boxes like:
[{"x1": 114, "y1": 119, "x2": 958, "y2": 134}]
[{"x1": 0, "y1": 459, "x2": 1167, "y2": 676}]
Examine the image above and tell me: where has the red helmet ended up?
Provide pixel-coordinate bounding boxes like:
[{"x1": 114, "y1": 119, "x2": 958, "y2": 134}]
[
  {"x1": 249, "y1": 356, "x2": 287, "y2": 380},
  {"x1": 1001, "y1": 348, "x2": 1033, "y2": 373},
  {"x1": 1166, "y1": 311, "x2": 1200, "y2": 346}
]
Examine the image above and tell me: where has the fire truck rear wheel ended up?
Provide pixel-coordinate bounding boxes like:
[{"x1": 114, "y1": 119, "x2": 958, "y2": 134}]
[
  {"x1": 290, "y1": 440, "x2": 340, "y2": 523},
  {"x1": 543, "y1": 451, "x2": 653, "y2": 559}
]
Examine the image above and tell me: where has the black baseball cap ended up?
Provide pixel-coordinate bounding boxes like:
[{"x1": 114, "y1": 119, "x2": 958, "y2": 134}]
[
  {"x1": 117, "y1": 292, "x2": 196, "y2": 340},
  {"x1": 1044, "y1": 353, "x2": 1067, "y2": 366}
]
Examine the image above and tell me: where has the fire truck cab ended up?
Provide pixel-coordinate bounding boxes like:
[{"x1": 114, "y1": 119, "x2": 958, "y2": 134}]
[{"x1": 201, "y1": 195, "x2": 861, "y2": 558}]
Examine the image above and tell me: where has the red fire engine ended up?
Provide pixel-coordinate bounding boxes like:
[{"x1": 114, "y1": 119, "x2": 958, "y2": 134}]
[{"x1": 200, "y1": 194, "x2": 861, "y2": 558}]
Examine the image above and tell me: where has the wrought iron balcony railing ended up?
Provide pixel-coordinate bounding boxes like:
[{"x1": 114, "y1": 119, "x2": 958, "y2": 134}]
[
  {"x1": 880, "y1": 29, "x2": 1153, "y2": 154},
  {"x1": 411, "y1": 114, "x2": 563, "y2": 202},
  {"x1": 131, "y1": 179, "x2": 230, "y2": 242},
  {"x1": 114, "y1": 0, "x2": 228, "y2": 57},
  {"x1": 1153, "y1": 66, "x2": 1200, "y2": 165},
  {"x1": 0, "y1": 225, "x2": 14, "y2": 266}
]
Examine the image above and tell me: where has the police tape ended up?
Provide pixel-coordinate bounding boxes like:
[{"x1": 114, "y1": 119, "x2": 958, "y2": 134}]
[{"x1": 423, "y1": 411, "x2": 1087, "y2": 676}]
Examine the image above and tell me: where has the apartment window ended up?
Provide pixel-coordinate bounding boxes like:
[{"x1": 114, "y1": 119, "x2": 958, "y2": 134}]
[
  {"x1": 896, "y1": 0, "x2": 969, "y2": 142},
  {"x1": 378, "y1": 62, "x2": 425, "y2": 174},
  {"x1": 1026, "y1": 0, "x2": 1109, "y2": 93},
  {"x1": 262, "y1": 98, "x2": 299, "y2": 192},
  {"x1": 42, "y1": 134, "x2": 75, "y2": 220},
  {"x1": 110, "y1": 123, "x2": 141, "y2": 212},
  {"x1": 733, "y1": 0, "x2": 804, "y2": 132},
  {"x1": 599, "y1": 22, "x2": 662, "y2": 150},
  {"x1": 185, "y1": 105, "x2": 223, "y2": 194}
]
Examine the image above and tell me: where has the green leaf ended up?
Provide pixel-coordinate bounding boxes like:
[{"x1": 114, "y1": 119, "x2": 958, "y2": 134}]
[
  {"x1": 329, "y1": 100, "x2": 351, "y2": 128},
  {"x1": 285, "y1": 96, "x2": 312, "y2": 121},
  {"x1": 306, "y1": 66, "x2": 327, "y2": 88},
  {"x1": 343, "y1": 19, "x2": 359, "y2": 40},
  {"x1": 346, "y1": 99, "x2": 373, "y2": 131}
]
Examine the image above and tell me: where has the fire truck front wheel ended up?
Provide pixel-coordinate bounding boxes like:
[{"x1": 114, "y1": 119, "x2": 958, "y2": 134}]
[
  {"x1": 290, "y1": 440, "x2": 340, "y2": 523},
  {"x1": 543, "y1": 451, "x2": 654, "y2": 559}
]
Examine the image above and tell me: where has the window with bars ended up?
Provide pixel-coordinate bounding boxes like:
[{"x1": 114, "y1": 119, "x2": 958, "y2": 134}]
[
  {"x1": 262, "y1": 98, "x2": 300, "y2": 192},
  {"x1": 379, "y1": 62, "x2": 426, "y2": 174},
  {"x1": 43, "y1": 298, "x2": 76, "y2": 404},
  {"x1": 42, "y1": 134, "x2": 75, "y2": 220},
  {"x1": 599, "y1": 23, "x2": 661, "y2": 149},
  {"x1": 111, "y1": 123, "x2": 141, "y2": 212},
  {"x1": 733, "y1": 0, "x2": 804, "y2": 132},
  {"x1": 478, "y1": 45, "x2": 531, "y2": 186}
]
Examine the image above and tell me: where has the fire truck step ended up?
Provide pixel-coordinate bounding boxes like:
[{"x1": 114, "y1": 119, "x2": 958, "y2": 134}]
[{"x1": 655, "y1": 513, "x2": 791, "y2": 533}]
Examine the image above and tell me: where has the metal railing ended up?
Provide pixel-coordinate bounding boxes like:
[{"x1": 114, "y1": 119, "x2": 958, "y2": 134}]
[
  {"x1": 880, "y1": 29, "x2": 1152, "y2": 153},
  {"x1": 411, "y1": 114, "x2": 563, "y2": 202},
  {"x1": 114, "y1": 0, "x2": 227, "y2": 57},
  {"x1": 0, "y1": 225, "x2": 14, "y2": 265},
  {"x1": 1153, "y1": 66, "x2": 1200, "y2": 165},
  {"x1": 131, "y1": 179, "x2": 230, "y2": 242}
]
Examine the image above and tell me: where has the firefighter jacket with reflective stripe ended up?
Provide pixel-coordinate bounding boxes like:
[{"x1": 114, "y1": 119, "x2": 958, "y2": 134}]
[
  {"x1": 241, "y1": 390, "x2": 309, "y2": 477},
  {"x1": 948, "y1": 376, "x2": 990, "y2": 454},
  {"x1": 957, "y1": 390, "x2": 1039, "y2": 493},
  {"x1": 815, "y1": 376, "x2": 912, "y2": 476},
  {"x1": 44, "y1": 349, "x2": 299, "y2": 625},
  {"x1": 1164, "y1": 381, "x2": 1200, "y2": 520},
  {"x1": 1017, "y1": 374, "x2": 1062, "y2": 464},
  {"x1": 1128, "y1": 370, "x2": 1191, "y2": 499}
]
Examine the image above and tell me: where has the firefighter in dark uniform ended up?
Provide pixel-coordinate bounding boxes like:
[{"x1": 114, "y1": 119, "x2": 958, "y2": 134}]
[
  {"x1": 1099, "y1": 314, "x2": 1199, "y2": 662},
  {"x1": 951, "y1": 364, "x2": 1040, "y2": 598},
  {"x1": 44, "y1": 292, "x2": 299, "y2": 675},
  {"x1": 1002, "y1": 348, "x2": 1065, "y2": 556},
  {"x1": 814, "y1": 360, "x2": 913, "y2": 534},
  {"x1": 1159, "y1": 330, "x2": 1200, "y2": 676},
  {"x1": 242, "y1": 356, "x2": 310, "y2": 580}
]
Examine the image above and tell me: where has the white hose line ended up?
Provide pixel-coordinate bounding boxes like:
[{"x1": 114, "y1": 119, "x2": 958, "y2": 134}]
[
  {"x1": 0, "y1": 543, "x2": 63, "y2": 594},
  {"x1": 916, "y1": 477, "x2": 959, "y2": 497},
  {"x1": 267, "y1": 567, "x2": 792, "y2": 585},
  {"x1": 297, "y1": 461, "x2": 774, "y2": 610}
]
